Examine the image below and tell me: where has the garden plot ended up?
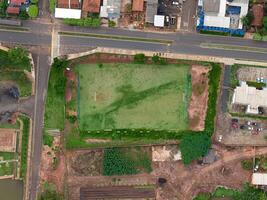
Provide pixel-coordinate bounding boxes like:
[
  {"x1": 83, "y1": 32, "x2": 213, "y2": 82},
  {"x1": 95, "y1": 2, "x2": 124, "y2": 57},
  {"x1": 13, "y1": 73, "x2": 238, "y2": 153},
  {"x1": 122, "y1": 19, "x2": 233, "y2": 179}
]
[{"x1": 76, "y1": 63, "x2": 191, "y2": 131}]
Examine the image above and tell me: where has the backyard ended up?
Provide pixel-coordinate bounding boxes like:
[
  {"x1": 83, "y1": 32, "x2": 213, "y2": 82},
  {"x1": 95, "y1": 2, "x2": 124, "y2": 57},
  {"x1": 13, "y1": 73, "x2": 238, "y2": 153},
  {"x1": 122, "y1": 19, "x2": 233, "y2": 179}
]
[{"x1": 76, "y1": 63, "x2": 191, "y2": 131}]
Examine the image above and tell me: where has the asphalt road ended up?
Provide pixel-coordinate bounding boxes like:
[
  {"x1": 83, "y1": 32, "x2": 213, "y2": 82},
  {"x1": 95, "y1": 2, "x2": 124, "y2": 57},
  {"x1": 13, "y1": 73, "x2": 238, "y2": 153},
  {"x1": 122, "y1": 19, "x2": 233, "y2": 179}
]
[{"x1": 1, "y1": 17, "x2": 267, "y2": 200}]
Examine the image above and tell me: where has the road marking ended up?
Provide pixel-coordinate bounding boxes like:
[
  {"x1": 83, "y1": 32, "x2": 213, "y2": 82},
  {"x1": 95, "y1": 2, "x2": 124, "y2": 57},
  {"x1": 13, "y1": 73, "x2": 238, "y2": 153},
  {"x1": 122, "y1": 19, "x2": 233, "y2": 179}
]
[{"x1": 200, "y1": 43, "x2": 267, "y2": 54}]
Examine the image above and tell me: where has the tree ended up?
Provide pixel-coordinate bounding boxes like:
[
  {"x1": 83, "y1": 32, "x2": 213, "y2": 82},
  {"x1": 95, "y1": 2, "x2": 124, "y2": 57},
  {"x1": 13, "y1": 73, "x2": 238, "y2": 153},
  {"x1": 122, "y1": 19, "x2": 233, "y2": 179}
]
[
  {"x1": 31, "y1": 0, "x2": 38, "y2": 4},
  {"x1": 241, "y1": 11, "x2": 254, "y2": 29},
  {"x1": 8, "y1": 47, "x2": 30, "y2": 67},
  {"x1": 134, "y1": 53, "x2": 146, "y2": 64},
  {"x1": 263, "y1": 16, "x2": 267, "y2": 30},
  {"x1": 0, "y1": 0, "x2": 8, "y2": 17},
  {"x1": 108, "y1": 20, "x2": 116, "y2": 27},
  {"x1": 28, "y1": 5, "x2": 38, "y2": 18},
  {"x1": 180, "y1": 133, "x2": 211, "y2": 165},
  {"x1": 234, "y1": 184, "x2": 267, "y2": 200},
  {"x1": 152, "y1": 55, "x2": 160, "y2": 64},
  {"x1": 19, "y1": 9, "x2": 29, "y2": 19}
]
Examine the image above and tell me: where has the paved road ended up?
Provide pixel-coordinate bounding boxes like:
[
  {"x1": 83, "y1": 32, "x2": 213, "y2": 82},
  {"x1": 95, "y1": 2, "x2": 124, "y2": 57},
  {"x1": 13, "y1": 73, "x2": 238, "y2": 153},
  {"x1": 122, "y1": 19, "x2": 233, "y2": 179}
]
[{"x1": 1, "y1": 16, "x2": 267, "y2": 200}]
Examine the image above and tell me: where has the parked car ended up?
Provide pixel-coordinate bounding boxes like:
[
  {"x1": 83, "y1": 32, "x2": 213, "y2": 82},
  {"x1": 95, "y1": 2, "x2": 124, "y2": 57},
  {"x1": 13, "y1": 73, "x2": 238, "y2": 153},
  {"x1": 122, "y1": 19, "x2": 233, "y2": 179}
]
[{"x1": 231, "y1": 118, "x2": 238, "y2": 123}]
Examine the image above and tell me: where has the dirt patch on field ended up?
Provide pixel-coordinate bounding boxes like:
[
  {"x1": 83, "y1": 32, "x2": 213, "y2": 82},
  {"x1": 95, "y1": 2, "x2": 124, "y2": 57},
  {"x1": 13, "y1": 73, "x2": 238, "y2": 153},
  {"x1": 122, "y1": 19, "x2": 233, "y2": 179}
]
[
  {"x1": 0, "y1": 128, "x2": 17, "y2": 152},
  {"x1": 40, "y1": 136, "x2": 65, "y2": 193},
  {"x1": 188, "y1": 65, "x2": 210, "y2": 131},
  {"x1": 67, "y1": 150, "x2": 103, "y2": 176}
]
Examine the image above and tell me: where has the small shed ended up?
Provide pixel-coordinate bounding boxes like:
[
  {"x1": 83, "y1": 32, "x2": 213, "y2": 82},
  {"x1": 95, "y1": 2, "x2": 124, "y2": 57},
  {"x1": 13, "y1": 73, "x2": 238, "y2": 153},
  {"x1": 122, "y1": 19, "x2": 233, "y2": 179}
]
[
  {"x1": 252, "y1": 173, "x2": 267, "y2": 185},
  {"x1": 154, "y1": 15, "x2": 164, "y2": 27},
  {"x1": 55, "y1": 8, "x2": 81, "y2": 19},
  {"x1": 132, "y1": 0, "x2": 144, "y2": 12}
]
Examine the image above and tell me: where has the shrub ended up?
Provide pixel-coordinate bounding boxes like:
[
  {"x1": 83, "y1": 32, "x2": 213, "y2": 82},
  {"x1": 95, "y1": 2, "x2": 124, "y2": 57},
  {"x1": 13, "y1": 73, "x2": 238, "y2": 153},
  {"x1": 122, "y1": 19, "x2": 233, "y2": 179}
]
[
  {"x1": 241, "y1": 11, "x2": 254, "y2": 29},
  {"x1": 18, "y1": 9, "x2": 29, "y2": 19},
  {"x1": 66, "y1": 115, "x2": 77, "y2": 124},
  {"x1": 38, "y1": 182, "x2": 63, "y2": 200},
  {"x1": 151, "y1": 55, "x2": 160, "y2": 64},
  {"x1": 8, "y1": 46, "x2": 30, "y2": 68},
  {"x1": 263, "y1": 16, "x2": 267, "y2": 29},
  {"x1": 28, "y1": 5, "x2": 38, "y2": 18},
  {"x1": 43, "y1": 132, "x2": 54, "y2": 147},
  {"x1": 134, "y1": 53, "x2": 146, "y2": 64},
  {"x1": 49, "y1": 0, "x2": 56, "y2": 13},
  {"x1": 246, "y1": 81, "x2": 266, "y2": 89},
  {"x1": 253, "y1": 33, "x2": 263, "y2": 41},
  {"x1": 31, "y1": 0, "x2": 38, "y2": 4},
  {"x1": 108, "y1": 20, "x2": 116, "y2": 27},
  {"x1": 0, "y1": 0, "x2": 8, "y2": 17},
  {"x1": 193, "y1": 192, "x2": 211, "y2": 200},
  {"x1": 241, "y1": 160, "x2": 253, "y2": 170}
]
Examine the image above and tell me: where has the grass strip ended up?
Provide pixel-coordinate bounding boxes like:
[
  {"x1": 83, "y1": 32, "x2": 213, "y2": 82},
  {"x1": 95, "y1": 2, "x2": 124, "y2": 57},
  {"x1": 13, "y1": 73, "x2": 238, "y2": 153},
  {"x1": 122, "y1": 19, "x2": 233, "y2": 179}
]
[
  {"x1": 20, "y1": 115, "x2": 30, "y2": 179},
  {"x1": 59, "y1": 31, "x2": 173, "y2": 44},
  {"x1": 230, "y1": 112, "x2": 267, "y2": 120},
  {"x1": 200, "y1": 43, "x2": 267, "y2": 54},
  {"x1": 0, "y1": 25, "x2": 28, "y2": 32}
]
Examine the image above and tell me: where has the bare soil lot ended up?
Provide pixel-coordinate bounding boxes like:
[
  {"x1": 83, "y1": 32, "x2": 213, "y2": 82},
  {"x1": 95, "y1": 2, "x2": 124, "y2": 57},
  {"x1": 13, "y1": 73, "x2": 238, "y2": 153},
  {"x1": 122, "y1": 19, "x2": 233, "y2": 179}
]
[
  {"x1": 0, "y1": 128, "x2": 17, "y2": 152},
  {"x1": 188, "y1": 65, "x2": 209, "y2": 131}
]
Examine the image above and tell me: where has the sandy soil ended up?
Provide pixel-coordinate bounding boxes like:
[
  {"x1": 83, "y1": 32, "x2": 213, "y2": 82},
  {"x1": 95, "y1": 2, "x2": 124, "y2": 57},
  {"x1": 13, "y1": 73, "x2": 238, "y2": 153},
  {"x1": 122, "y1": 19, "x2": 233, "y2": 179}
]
[
  {"x1": 188, "y1": 65, "x2": 210, "y2": 131},
  {"x1": 39, "y1": 136, "x2": 65, "y2": 193},
  {"x1": 0, "y1": 128, "x2": 17, "y2": 152}
]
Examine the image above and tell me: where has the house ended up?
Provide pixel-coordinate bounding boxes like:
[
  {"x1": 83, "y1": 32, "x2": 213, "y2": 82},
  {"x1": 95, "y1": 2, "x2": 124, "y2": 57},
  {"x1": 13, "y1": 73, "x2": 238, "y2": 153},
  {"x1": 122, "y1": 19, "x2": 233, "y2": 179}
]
[
  {"x1": 82, "y1": 0, "x2": 101, "y2": 15},
  {"x1": 251, "y1": 4, "x2": 264, "y2": 27},
  {"x1": 252, "y1": 173, "x2": 267, "y2": 185},
  {"x1": 100, "y1": 0, "x2": 121, "y2": 20},
  {"x1": 132, "y1": 0, "x2": 144, "y2": 12},
  {"x1": 232, "y1": 81, "x2": 267, "y2": 114},
  {"x1": 6, "y1": 0, "x2": 26, "y2": 15},
  {"x1": 145, "y1": 0, "x2": 158, "y2": 23},
  {"x1": 197, "y1": 0, "x2": 249, "y2": 35},
  {"x1": 55, "y1": 0, "x2": 82, "y2": 19}
]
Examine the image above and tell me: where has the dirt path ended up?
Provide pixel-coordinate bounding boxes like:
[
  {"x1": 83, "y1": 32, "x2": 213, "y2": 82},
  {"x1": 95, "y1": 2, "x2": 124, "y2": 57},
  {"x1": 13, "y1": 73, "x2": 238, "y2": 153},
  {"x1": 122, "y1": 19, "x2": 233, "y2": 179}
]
[{"x1": 154, "y1": 145, "x2": 267, "y2": 200}]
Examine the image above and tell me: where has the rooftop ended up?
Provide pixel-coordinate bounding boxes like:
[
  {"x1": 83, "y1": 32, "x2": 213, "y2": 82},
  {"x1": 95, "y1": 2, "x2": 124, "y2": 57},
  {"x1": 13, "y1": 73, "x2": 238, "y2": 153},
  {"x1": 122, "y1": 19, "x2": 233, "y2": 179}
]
[
  {"x1": 132, "y1": 0, "x2": 144, "y2": 11},
  {"x1": 6, "y1": 6, "x2": 20, "y2": 14},
  {"x1": 252, "y1": 173, "x2": 267, "y2": 185},
  {"x1": 82, "y1": 0, "x2": 101, "y2": 13},
  {"x1": 9, "y1": 0, "x2": 25, "y2": 6},
  {"x1": 203, "y1": 0, "x2": 220, "y2": 14},
  {"x1": 57, "y1": 0, "x2": 80, "y2": 9},
  {"x1": 232, "y1": 81, "x2": 267, "y2": 113}
]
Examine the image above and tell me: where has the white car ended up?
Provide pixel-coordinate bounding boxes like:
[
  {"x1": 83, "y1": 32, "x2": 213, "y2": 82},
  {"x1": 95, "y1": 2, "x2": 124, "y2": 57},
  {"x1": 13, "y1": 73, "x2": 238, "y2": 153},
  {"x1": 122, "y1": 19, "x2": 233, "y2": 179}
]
[
  {"x1": 172, "y1": 1, "x2": 179, "y2": 5},
  {"x1": 218, "y1": 135, "x2": 223, "y2": 142}
]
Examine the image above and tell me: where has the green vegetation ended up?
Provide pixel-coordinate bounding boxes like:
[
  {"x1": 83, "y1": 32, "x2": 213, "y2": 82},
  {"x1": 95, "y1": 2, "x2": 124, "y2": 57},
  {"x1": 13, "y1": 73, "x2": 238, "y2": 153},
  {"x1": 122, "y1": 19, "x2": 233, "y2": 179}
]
[
  {"x1": 49, "y1": 0, "x2": 56, "y2": 13},
  {"x1": 103, "y1": 147, "x2": 152, "y2": 176},
  {"x1": 43, "y1": 132, "x2": 54, "y2": 147},
  {"x1": 230, "y1": 64, "x2": 240, "y2": 88},
  {"x1": 76, "y1": 63, "x2": 191, "y2": 131},
  {"x1": 180, "y1": 133, "x2": 211, "y2": 165},
  {"x1": 0, "y1": 47, "x2": 30, "y2": 71},
  {"x1": 59, "y1": 31, "x2": 173, "y2": 44},
  {"x1": 31, "y1": 0, "x2": 38, "y2": 3},
  {"x1": 20, "y1": 115, "x2": 30, "y2": 179},
  {"x1": 194, "y1": 184, "x2": 267, "y2": 200},
  {"x1": 63, "y1": 17, "x2": 101, "y2": 27},
  {"x1": 241, "y1": 159, "x2": 253, "y2": 170},
  {"x1": 0, "y1": 0, "x2": 8, "y2": 18},
  {"x1": 0, "y1": 25, "x2": 28, "y2": 31},
  {"x1": 230, "y1": 112, "x2": 267, "y2": 120},
  {"x1": 0, "y1": 48, "x2": 32, "y2": 97},
  {"x1": 38, "y1": 182, "x2": 63, "y2": 200},
  {"x1": 108, "y1": 20, "x2": 116, "y2": 27},
  {"x1": 134, "y1": 53, "x2": 147, "y2": 64},
  {"x1": 18, "y1": 10, "x2": 29, "y2": 20},
  {"x1": 44, "y1": 58, "x2": 68, "y2": 130},
  {"x1": 241, "y1": 11, "x2": 254, "y2": 29},
  {"x1": 28, "y1": 5, "x2": 38, "y2": 18},
  {"x1": 0, "y1": 162, "x2": 14, "y2": 176}
]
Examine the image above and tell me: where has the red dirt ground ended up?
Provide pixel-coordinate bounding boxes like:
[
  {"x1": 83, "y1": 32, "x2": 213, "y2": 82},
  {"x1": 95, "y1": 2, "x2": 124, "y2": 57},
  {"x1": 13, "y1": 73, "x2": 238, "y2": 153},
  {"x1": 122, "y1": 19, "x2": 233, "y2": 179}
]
[{"x1": 188, "y1": 65, "x2": 210, "y2": 131}]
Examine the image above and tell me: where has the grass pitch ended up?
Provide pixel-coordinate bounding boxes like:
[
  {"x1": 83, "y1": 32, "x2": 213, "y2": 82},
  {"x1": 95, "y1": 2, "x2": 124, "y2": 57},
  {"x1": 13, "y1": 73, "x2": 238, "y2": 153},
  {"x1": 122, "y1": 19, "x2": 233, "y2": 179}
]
[{"x1": 76, "y1": 63, "x2": 191, "y2": 131}]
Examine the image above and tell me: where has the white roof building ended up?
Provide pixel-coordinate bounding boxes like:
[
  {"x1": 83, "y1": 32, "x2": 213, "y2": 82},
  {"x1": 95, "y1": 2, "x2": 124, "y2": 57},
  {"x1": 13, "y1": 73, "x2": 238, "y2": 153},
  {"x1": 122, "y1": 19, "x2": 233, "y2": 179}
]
[
  {"x1": 202, "y1": 0, "x2": 249, "y2": 29},
  {"x1": 252, "y1": 173, "x2": 267, "y2": 185},
  {"x1": 232, "y1": 81, "x2": 267, "y2": 114},
  {"x1": 55, "y1": 8, "x2": 81, "y2": 19},
  {"x1": 100, "y1": 0, "x2": 121, "y2": 19}
]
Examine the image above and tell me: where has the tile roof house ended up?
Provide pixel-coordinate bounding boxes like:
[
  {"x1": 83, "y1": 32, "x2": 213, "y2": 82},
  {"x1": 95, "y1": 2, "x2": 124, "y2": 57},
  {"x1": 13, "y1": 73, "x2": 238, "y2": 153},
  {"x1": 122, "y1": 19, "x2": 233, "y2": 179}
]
[
  {"x1": 55, "y1": 0, "x2": 82, "y2": 18},
  {"x1": 132, "y1": 0, "x2": 144, "y2": 12},
  {"x1": 82, "y1": 0, "x2": 101, "y2": 13},
  {"x1": 6, "y1": 0, "x2": 26, "y2": 15}
]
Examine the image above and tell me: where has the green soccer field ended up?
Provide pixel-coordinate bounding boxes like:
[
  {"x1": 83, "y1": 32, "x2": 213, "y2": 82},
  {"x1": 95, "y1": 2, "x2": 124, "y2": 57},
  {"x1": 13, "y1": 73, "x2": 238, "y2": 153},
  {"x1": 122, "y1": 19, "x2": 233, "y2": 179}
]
[{"x1": 76, "y1": 63, "x2": 191, "y2": 131}]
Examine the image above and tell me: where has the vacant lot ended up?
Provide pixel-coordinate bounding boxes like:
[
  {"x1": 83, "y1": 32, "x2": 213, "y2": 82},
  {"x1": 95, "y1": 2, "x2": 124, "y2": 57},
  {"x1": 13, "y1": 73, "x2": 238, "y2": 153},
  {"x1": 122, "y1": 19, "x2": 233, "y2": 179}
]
[
  {"x1": 0, "y1": 128, "x2": 17, "y2": 152},
  {"x1": 76, "y1": 63, "x2": 191, "y2": 131}
]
